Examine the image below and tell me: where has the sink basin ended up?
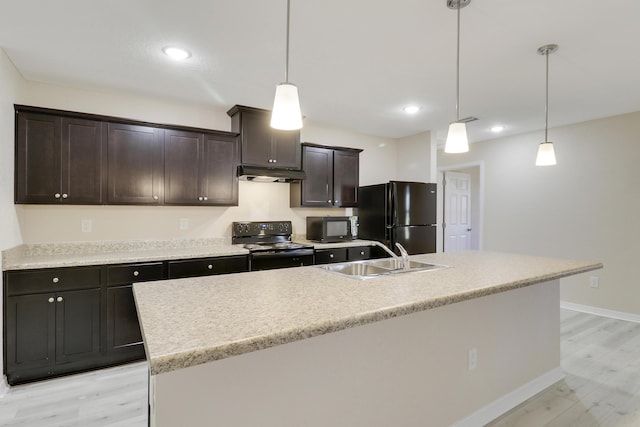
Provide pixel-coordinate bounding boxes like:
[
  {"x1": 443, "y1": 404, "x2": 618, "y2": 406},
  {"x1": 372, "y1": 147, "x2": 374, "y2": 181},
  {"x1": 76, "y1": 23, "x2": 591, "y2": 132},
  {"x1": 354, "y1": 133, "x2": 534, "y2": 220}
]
[
  {"x1": 318, "y1": 261, "x2": 389, "y2": 279},
  {"x1": 317, "y1": 258, "x2": 447, "y2": 279},
  {"x1": 366, "y1": 259, "x2": 444, "y2": 273}
]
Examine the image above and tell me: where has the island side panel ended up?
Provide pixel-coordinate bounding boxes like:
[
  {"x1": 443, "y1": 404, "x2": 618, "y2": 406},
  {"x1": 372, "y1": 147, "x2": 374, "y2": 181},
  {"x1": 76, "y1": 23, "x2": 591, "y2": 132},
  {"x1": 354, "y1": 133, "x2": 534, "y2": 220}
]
[{"x1": 150, "y1": 280, "x2": 561, "y2": 427}]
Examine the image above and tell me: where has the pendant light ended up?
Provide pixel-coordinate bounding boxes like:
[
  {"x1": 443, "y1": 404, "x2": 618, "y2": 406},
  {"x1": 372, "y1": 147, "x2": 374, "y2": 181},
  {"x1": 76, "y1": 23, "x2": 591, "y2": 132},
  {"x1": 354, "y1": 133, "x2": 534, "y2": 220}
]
[
  {"x1": 444, "y1": 0, "x2": 471, "y2": 154},
  {"x1": 535, "y1": 44, "x2": 559, "y2": 166},
  {"x1": 270, "y1": 0, "x2": 303, "y2": 130}
]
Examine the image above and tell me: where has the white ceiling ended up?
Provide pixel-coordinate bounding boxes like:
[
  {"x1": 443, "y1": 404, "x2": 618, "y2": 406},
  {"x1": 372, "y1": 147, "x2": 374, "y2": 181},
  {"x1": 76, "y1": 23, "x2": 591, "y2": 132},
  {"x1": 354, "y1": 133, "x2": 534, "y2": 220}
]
[{"x1": 2, "y1": 0, "x2": 640, "y2": 144}]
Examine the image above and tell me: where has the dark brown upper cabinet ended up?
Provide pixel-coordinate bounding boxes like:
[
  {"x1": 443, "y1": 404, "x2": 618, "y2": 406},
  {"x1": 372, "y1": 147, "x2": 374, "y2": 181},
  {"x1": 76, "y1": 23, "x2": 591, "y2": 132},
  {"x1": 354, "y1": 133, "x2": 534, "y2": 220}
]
[
  {"x1": 164, "y1": 129, "x2": 239, "y2": 205},
  {"x1": 290, "y1": 143, "x2": 362, "y2": 208},
  {"x1": 227, "y1": 105, "x2": 301, "y2": 170},
  {"x1": 107, "y1": 123, "x2": 164, "y2": 204},
  {"x1": 15, "y1": 110, "x2": 105, "y2": 204}
]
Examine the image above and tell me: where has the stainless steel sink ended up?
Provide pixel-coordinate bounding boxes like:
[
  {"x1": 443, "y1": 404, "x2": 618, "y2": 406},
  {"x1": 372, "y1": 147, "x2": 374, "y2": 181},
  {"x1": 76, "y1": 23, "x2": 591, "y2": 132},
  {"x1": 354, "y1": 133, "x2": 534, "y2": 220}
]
[
  {"x1": 319, "y1": 261, "x2": 389, "y2": 279},
  {"x1": 317, "y1": 258, "x2": 448, "y2": 279},
  {"x1": 366, "y1": 259, "x2": 444, "y2": 273}
]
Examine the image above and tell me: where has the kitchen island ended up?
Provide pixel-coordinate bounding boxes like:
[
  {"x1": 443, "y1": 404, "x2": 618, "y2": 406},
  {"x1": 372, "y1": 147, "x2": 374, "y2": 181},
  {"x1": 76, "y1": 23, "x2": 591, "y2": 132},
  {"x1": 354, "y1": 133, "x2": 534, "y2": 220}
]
[{"x1": 133, "y1": 251, "x2": 601, "y2": 427}]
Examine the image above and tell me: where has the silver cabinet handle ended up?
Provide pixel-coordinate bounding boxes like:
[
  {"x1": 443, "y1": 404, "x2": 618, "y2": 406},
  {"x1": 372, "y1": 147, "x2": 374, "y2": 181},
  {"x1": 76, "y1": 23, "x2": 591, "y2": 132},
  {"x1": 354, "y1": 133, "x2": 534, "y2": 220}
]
[
  {"x1": 273, "y1": 159, "x2": 277, "y2": 163},
  {"x1": 52, "y1": 277, "x2": 60, "y2": 284},
  {"x1": 207, "y1": 264, "x2": 213, "y2": 270},
  {"x1": 329, "y1": 254, "x2": 334, "y2": 258},
  {"x1": 360, "y1": 251, "x2": 365, "y2": 255},
  {"x1": 57, "y1": 296, "x2": 63, "y2": 302},
  {"x1": 198, "y1": 197, "x2": 203, "y2": 201},
  {"x1": 54, "y1": 193, "x2": 61, "y2": 199},
  {"x1": 203, "y1": 196, "x2": 208, "y2": 201},
  {"x1": 62, "y1": 193, "x2": 68, "y2": 199},
  {"x1": 153, "y1": 195, "x2": 159, "y2": 200},
  {"x1": 133, "y1": 271, "x2": 139, "y2": 277},
  {"x1": 48, "y1": 297, "x2": 54, "y2": 303},
  {"x1": 328, "y1": 200, "x2": 332, "y2": 203},
  {"x1": 335, "y1": 200, "x2": 339, "y2": 204}
]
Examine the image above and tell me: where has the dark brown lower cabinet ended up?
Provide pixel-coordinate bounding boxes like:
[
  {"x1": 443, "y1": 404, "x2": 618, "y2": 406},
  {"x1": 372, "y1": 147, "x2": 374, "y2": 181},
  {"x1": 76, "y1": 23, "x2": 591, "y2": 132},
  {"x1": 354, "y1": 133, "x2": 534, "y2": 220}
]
[
  {"x1": 5, "y1": 288, "x2": 101, "y2": 385},
  {"x1": 105, "y1": 285, "x2": 145, "y2": 361}
]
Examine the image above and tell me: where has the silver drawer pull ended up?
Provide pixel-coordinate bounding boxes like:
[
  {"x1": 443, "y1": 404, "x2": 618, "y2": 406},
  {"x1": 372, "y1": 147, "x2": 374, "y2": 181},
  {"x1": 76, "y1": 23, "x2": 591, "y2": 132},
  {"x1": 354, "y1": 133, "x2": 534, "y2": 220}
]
[
  {"x1": 153, "y1": 195, "x2": 159, "y2": 200},
  {"x1": 54, "y1": 193, "x2": 61, "y2": 199},
  {"x1": 203, "y1": 197, "x2": 208, "y2": 201},
  {"x1": 329, "y1": 254, "x2": 334, "y2": 258},
  {"x1": 52, "y1": 277, "x2": 60, "y2": 284},
  {"x1": 207, "y1": 264, "x2": 213, "y2": 270},
  {"x1": 48, "y1": 297, "x2": 54, "y2": 303},
  {"x1": 198, "y1": 197, "x2": 203, "y2": 201},
  {"x1": 62, "y1": 193, "x2": 68, "y2": 199},
  {"x1": 360, "y1": 251, "x2": 365, "y2": 255},
  {"x1": 57, "y1": 296, "x2": 63, "y2": 302},
  {"x1": 133, "y1": 271, "x2": 139, "y2": 277}
]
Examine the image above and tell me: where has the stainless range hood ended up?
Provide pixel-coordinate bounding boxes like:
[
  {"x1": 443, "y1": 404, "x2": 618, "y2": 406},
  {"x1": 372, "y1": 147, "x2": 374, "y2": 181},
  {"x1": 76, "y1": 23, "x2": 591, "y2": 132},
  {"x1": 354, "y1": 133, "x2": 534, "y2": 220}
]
[{"x1": 237, "y1": 165, "x2": 306, "y2": 183}]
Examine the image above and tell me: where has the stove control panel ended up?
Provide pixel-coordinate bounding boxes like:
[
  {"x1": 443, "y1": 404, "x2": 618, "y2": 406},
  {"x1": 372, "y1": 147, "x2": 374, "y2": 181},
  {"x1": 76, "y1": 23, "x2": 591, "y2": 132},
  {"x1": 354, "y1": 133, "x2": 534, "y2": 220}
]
[{"x1": 232, "y1": 221, "x2": 292, "y2": 237}]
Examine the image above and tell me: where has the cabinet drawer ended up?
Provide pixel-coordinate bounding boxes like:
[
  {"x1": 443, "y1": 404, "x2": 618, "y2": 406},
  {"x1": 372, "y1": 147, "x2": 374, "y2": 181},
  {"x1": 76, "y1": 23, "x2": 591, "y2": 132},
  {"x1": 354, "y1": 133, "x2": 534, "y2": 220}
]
[
  {"x1": 314, "y1": 248, "x2": 348, "y2": 264},
  {"x1": 348, "y1": 246, "x2": 371, "y2": 261},
  {"x1": 168, "y1": 256, "x2": 249, "y2": 279},
  {"x1": 6, "y1": 266, "x2": 101, "y2": 296},
  {"x1": 107, "y1": 262, "x2": 165, "y2": 286}
]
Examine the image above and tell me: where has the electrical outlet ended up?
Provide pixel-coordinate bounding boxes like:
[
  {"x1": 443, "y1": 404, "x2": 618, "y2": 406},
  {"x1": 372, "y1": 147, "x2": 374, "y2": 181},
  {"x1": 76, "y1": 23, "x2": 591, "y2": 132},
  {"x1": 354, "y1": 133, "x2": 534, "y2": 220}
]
[
  {"x1": 179, "y1": 218, "x2": 189, "y2": 230},
  {"x1": 81, "y1": 219, "x2": 92, "y2": 233},
  {"x1": 468, "y1": 347, "x2": 478, "y2": 371},
  {"x1": 589, "y1": 276, "x2": 599, "y2": 288}
]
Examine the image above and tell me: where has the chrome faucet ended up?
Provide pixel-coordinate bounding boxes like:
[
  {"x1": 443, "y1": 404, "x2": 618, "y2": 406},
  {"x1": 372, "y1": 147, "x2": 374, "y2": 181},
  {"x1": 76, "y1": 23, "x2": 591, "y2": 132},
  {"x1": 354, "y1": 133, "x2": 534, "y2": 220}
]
[
  {"x1": 395, "y1": 243, "x2": 410, "y2": 268},
  {"x1": 370, "y1": 241, "x2": 399, "y2": 260}
]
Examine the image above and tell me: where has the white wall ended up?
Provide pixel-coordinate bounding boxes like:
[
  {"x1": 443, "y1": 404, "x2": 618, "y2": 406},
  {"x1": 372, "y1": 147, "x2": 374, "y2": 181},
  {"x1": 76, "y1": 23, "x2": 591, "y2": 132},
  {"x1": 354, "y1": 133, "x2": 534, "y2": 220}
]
[
  {"x1": 9, "y1": 78, "x2": 401, "y2": 243},
  {"x1": 395, "y1": 131, "x2": 432, "y2": 183},
  {"x1": 438, "y1": 112, "x2": 640, "y2": 315}
]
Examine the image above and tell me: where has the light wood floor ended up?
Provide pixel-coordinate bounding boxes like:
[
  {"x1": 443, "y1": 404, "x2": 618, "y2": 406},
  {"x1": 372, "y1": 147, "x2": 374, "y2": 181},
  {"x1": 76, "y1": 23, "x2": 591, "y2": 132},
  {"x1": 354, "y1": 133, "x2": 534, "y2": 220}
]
[{"x1": 0, "y1": 309, "x2": 639, "y2": 426}]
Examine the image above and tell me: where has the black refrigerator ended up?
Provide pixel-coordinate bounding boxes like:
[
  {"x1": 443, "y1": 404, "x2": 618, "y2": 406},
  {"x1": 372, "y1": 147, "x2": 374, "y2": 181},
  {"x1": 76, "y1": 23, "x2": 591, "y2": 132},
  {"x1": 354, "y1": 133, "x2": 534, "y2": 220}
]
[{"x1": 357, "y1": 181, "x2": 437, "y2": 255}]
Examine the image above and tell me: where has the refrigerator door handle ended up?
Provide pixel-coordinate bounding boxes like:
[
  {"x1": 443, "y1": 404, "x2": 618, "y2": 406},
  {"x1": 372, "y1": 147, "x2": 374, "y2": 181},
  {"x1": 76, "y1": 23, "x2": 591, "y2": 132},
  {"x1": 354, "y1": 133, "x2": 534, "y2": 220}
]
[{"x1": 390, "y1": 182, "x2": 398, "y2": 227}]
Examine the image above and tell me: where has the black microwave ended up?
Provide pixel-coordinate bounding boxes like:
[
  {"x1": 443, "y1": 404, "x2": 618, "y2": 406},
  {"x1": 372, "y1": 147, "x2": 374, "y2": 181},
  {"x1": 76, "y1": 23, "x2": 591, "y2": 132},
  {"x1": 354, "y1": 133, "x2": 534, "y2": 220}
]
[{"x1": 306, "y1": 216, "x2": 356, "y2": 243}]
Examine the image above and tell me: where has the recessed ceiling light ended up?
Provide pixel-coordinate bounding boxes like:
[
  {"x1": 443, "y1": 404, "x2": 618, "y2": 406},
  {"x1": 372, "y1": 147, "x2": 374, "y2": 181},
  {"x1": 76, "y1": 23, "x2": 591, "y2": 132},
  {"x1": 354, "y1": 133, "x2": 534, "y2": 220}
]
[
  {"x1": 162, "y1": 46, "x2": 191, "y2": 60},
  {"x1": 403, "y1": 106, "x2": 421, "y2": 114},
  {"x1": 491, "y1": 125, "x2": 504, "y2": 133}
]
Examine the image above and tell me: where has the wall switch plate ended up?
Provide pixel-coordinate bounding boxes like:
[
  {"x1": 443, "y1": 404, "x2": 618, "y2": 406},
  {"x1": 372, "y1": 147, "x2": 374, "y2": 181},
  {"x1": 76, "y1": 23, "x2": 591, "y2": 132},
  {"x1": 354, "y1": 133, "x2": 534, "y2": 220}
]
[
  {"x1": 81, "y1": 219, "x2": 92, "y2": 233},
  {"x1": 468, "y1": 347, "x2": 478, "y2": 371},
  {"x1": 589, "y1": 276, "x2": 599, "y2": 288},
  {"x1": 179, "y1": 218, "x2": 189, "y2": 230}
]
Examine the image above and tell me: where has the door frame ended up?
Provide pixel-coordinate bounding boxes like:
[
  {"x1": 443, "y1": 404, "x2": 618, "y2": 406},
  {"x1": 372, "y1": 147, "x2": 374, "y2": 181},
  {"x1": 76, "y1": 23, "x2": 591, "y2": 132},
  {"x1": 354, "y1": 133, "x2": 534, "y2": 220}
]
[{"x1": 437, "y1": 161, "x2": 485, "y2": 252}]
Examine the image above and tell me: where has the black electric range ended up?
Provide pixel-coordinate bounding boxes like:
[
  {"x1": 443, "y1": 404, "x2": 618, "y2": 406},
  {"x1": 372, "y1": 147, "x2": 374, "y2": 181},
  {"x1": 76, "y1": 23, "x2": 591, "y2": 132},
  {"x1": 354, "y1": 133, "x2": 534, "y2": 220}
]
[{"x1": 232, "y1": 221, "x2": 314, "y2": 271}]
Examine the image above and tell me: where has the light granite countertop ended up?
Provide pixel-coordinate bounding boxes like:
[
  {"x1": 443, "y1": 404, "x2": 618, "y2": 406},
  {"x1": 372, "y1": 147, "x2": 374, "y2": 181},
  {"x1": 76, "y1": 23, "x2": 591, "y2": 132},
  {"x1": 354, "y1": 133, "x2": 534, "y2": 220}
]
[
  {"x1": 133, "y1": 251, "x2": 602, "y2": 376},
  {"x1": 1, "y1": 238, "x2": 379, "y2": 271}
]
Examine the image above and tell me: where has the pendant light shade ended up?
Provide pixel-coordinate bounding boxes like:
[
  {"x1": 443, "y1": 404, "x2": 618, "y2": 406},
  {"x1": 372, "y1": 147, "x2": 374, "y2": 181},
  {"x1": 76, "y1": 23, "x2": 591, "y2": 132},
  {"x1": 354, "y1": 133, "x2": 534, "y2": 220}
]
[
  {"x1": 444, "y1": 0, "x2": 470, "y2": 154},
  {"x1": 536, "y1": 142, "x2": 556, "y2": 166},
  {"x1": 535, "y1": 44, "x2": 558, "y2": 166},
  {"x1": 271, "y1": 83, "x2": 302, "y2": 130},
  {"x1": 445, "y1": 122, "x2": 469, "y2": 153},
  {"x1": 270, "y1": 0, "x2": 302, "y2": 130}
]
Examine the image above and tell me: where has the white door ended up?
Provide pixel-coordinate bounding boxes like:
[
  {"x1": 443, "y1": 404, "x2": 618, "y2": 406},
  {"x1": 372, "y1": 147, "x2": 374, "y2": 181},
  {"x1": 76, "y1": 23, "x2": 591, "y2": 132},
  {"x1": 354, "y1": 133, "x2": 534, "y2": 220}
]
[{"x1": 443, "y1": 171, "x2": 471, "y2": 252}]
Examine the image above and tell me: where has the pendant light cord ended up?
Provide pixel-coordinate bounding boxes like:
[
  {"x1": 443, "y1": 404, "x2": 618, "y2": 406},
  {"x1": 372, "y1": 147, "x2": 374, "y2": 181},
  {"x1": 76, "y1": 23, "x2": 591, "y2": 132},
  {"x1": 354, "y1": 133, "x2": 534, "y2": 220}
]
[
  {"x1": 284, "y1": 0, "x2": 291, "y2": 83},
  {"x1": 455, "y1": 1, "x2": 461, "y2": 122},
  {"x1": 544, "y1": 50, "x2": 549, "y2": 142}
]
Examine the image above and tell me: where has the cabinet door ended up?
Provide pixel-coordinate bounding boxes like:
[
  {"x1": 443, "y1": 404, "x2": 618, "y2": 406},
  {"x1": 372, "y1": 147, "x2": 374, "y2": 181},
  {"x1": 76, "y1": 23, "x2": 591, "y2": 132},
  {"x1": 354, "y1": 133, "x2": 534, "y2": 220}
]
[
  {"x1": 164, "y1": 129, "x2": 203, "y2": 204},
  {"x1": 55, "y1": 289, "x2": 101, "y2": 364},
  {"x1": 61, "y1": 117, "x2": 105, "y2": 204},
  {"x1": 15, "y1": 112, "x2": 61, "y2": 203},
  {"x1": 5, "y1": 294, "x2": 56, "y2": 373},
  {"x1": 107, "y1": 123, "x2": 164, "y2": 204},
  {"x1": 272, "y1": 128, "x2": 301, "y2": 169},
  {"x1": 240, "y1": 110, "x2": 273, "y2": 167},
  {"x1": 333, "y1": 150, "x2": 360, "y2": 207},
  {"x1": 201, "y1": 133, "x2": 239, "y2": 205},
  {"x1": 106, "y1": 285, "x2": 144, "y2": 359},
  {"x1": 300, "y1": 146, "x2": 333, "y2": 207}
]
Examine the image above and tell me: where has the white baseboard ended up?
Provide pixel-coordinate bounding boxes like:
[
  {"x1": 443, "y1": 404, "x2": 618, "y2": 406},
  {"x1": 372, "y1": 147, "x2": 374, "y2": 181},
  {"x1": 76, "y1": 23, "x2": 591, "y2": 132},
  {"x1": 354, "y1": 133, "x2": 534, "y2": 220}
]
[
  {"x1": 452, "y1": 367, "x2": 565, "y2": 427},
  {"x1": 560, "y1": 301, "x2": 640, "y2": 324}
]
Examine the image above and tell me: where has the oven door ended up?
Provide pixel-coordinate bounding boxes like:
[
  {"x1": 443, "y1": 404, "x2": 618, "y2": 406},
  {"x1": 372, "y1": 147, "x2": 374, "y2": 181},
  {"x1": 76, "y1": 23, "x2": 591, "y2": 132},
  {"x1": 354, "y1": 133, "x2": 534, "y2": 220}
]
[{"x1": 250, "y1": 250, "x2": 314, "y2": 271}]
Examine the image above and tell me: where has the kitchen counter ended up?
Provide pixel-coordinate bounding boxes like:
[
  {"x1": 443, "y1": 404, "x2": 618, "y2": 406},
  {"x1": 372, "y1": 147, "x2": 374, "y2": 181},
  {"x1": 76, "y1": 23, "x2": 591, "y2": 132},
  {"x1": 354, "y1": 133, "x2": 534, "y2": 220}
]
[
  {"x1": 1, "y1": 238, "x2": 380, "y2": 271},
  {"x1": 134, "y1": 251, "x2": 601, "y2": 376},
  {"x1": 140, "y1": 251, "x2": 601, "y2": 427}
]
